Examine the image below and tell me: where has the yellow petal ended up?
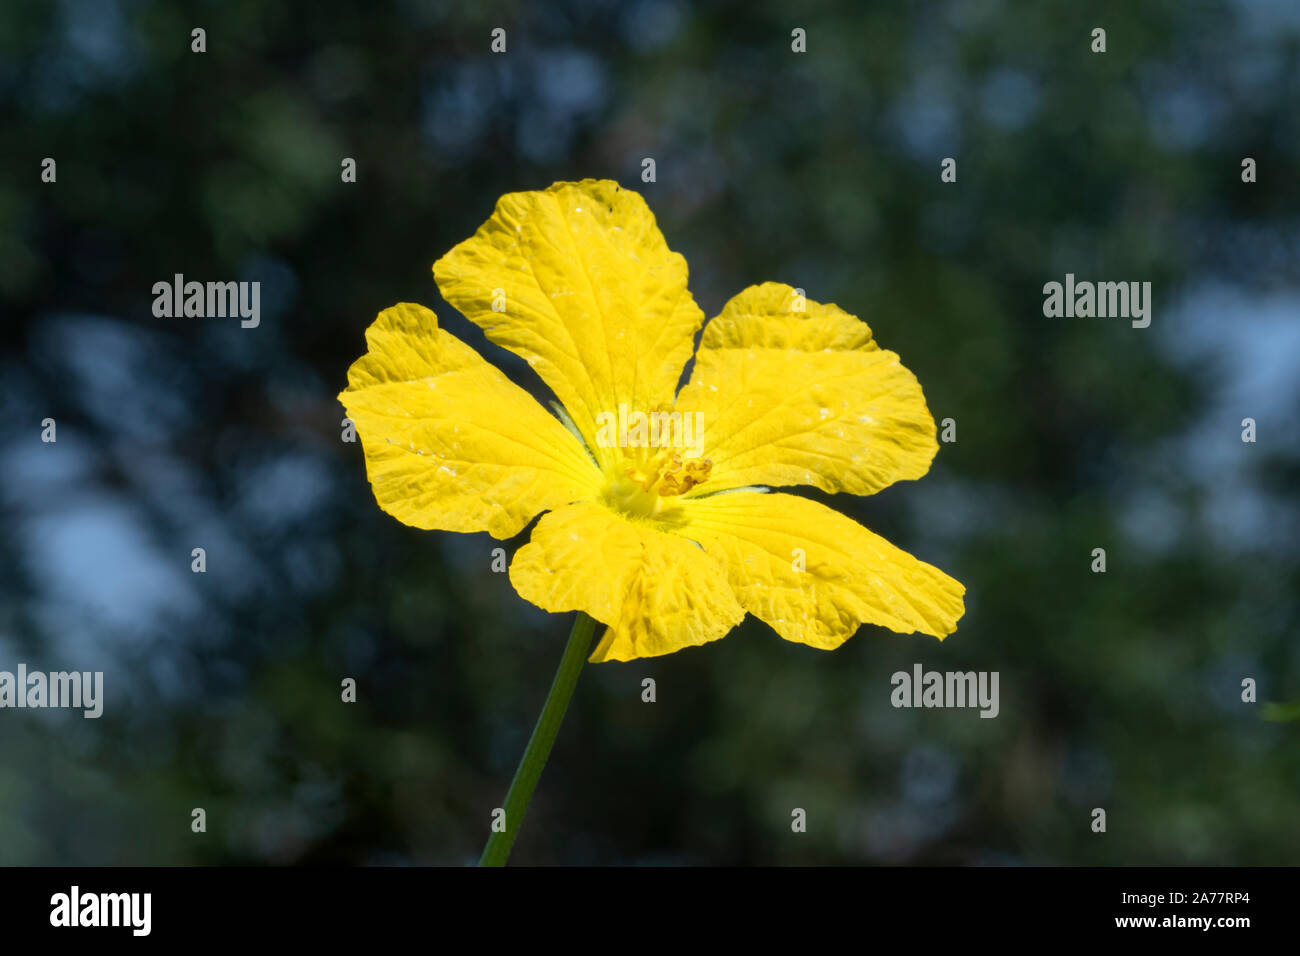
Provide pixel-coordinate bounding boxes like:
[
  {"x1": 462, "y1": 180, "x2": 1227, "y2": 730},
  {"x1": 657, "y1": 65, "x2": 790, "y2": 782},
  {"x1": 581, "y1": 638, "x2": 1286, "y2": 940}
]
[
  {"x1": 339, "y1": 303, "x2": 602, "y2": 539},
  {"x1": 681, "y1": 490, "x2": 964, "y2": 648},
  {"x1": 676, "y1": 282, "x2": 939, "y2": 496},
  {"x1": 699, "y1": 280, "x2": 878, "y2": 351},
  {"x1": 432, "y1": 180, "x2": 705, "y2": 462},
  {"x1": 509, "y1": 502, "x2": 745, "y2": 662}
]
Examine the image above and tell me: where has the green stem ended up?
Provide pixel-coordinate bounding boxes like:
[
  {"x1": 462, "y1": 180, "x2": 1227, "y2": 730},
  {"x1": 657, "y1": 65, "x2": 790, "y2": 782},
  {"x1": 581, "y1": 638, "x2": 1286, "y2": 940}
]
[{"x1": 478, "y1": 612, "x2": 597, "y2": 866}]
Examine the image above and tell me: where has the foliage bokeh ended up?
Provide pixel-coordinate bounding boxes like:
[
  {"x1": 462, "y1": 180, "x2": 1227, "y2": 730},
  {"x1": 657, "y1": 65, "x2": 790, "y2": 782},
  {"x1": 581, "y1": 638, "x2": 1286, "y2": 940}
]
[{"x1": 0, "y1": 0, "x2": 1297, "y2": 864}]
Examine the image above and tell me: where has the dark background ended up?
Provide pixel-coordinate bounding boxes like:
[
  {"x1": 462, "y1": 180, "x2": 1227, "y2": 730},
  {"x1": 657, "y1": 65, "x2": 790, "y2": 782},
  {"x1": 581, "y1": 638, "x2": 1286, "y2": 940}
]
[{"x1": 0, "y1": 0, "x2": 1297, "y2": 865}]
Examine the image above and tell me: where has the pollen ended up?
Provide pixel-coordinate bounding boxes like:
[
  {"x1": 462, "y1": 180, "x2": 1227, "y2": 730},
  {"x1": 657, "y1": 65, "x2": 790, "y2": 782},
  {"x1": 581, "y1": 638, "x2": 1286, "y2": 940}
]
[
  {"x1": 621, "y1": 448, "x2": 712, "y2": 498},
  {"x1": 600, "y1": 446, "x2": 712, "y2": 521}
]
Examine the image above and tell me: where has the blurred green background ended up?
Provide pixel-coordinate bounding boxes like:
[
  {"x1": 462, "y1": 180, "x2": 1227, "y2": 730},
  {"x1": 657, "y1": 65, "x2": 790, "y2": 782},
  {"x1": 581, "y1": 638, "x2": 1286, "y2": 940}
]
[{"x1": 0, "y1": 0, "x2": 1297, "y2": 865}]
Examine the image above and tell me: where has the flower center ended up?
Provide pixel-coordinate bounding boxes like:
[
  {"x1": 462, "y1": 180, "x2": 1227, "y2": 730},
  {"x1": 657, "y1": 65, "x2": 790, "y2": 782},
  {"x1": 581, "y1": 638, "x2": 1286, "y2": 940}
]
[{"x1": 601, "y1": 447, "x2": 712, "y2": 520}]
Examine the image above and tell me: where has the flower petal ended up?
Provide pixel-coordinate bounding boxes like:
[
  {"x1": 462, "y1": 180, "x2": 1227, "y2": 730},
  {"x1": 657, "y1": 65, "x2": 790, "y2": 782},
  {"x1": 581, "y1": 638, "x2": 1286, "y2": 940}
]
[
  {"x1": 509, "y1": 501, "x2": 745, "y2": 662},
  {"x1": 433, "y1": 180, "x2": 705, "y2": 460},
  {"x1": 676, "y1": 282, "x2": 939, "y2": 495},
  {"x1": 681, "y1": 490, "x2": 964, "y2": 648},
  {"x1": 339, "y1": 303, "x2": 602, "y2": 539}
]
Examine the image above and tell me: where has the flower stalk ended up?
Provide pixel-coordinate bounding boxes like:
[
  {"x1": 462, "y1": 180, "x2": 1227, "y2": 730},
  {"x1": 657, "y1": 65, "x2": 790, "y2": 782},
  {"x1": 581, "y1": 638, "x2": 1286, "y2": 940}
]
[{"x1": 478, "y1": 612, "x2": 597, "y2": 866}]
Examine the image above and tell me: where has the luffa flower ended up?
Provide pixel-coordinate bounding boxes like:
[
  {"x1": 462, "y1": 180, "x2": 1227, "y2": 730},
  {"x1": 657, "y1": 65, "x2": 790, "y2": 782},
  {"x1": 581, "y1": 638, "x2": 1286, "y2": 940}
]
[
  {"x1": 340, "y1": 179, "x2": 964, "y2": 665},
  {"x1": 341, "y1": 179, "x2": 965, "y2": 864}
]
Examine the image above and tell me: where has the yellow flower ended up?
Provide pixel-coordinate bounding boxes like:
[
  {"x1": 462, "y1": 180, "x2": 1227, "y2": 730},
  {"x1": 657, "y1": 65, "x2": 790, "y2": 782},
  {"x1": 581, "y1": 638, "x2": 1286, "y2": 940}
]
[{"x1": 339, "y1": 179, "x2": 964, "y2": 663}]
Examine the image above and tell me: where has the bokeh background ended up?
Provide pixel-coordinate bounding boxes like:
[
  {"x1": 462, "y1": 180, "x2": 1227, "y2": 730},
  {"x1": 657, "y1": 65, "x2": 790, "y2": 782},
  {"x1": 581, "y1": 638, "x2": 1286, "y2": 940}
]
[{"x1": 1, "y1": 0, "x2": 1297, "y2": 865}]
